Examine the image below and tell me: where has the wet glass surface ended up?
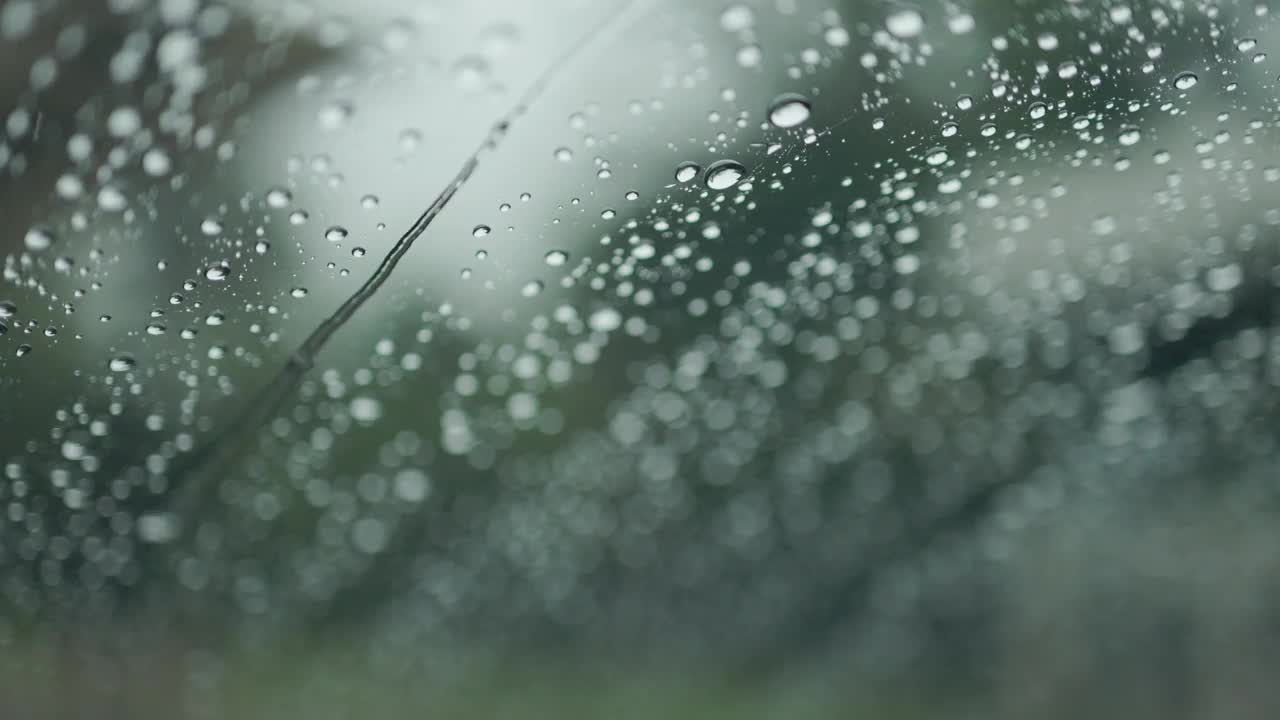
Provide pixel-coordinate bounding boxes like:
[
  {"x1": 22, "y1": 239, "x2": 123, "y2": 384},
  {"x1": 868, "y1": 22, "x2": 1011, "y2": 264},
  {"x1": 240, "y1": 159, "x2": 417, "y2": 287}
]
[{"x1": 3, "y1": 0, "x2": 1280, "y2": 716}]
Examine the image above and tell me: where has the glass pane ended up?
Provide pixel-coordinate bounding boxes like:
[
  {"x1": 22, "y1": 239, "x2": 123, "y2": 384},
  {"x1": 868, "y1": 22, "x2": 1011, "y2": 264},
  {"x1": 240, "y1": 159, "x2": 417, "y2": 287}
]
[{"x1": 3, "y1": 0, "x2": 1279, "y2": 716}]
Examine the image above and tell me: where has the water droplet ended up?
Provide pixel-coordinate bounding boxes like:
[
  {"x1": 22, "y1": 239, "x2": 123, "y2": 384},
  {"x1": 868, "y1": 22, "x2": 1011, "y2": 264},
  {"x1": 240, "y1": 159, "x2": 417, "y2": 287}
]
[
  {"x1": 675, "y1": 161, "x2": 701, "y2": 183},
  {"x1": 472, "y1": 224, "x2": 491, "y2": 238},
  {"x1": 588, "y1": 307, "x2": 622, "y2": 332},
  {"x1": 290, "y1": 287, "x2": 309, "y2": 298},
  {"x1": 886, "y1": 5, "x2": 925, "y2": 38},
  {"x1": 452, "y1": 55, "x2": 491, "y2": 93},
  {"x1": 925, "y1": 147, "x2": 949, "y2": 166},
  {"x1": 23, "y1": 226, "x2": 53, "y2": 252},
  {"x1": 360, "y1": 194, "x2": 380, "y2": 209},
  {"x1": 768, "y1": 93, "x2": 812, "y2": 129},
  {"x1": 352, "y1": 247, "x2": 367, "y2": 257},
  {"x1": 705, "y1": 159, "x2": 747, "y2": 190},
  {"x1": 200, "y1": 218, "x2": 223, "y2": 236},
  {"x1": 720, "y1": 5, "x2": 754, "y2": 32},
  {"x1": 204, "y1": 261, "x2": 231, "y2": 281},
  {"x1": 15, "y1": 344, "x2": 32, "y2": 357},
  {"x1": 521, "y1": 280, "x2": 544, "y2": 297},
  {"x1": 318, "y1": 100, "x2": 354, "y2": 130},
  {"x1": 145, "y1": 323, "x2": 166, "y2": 336},
  {"x1": 1174, "y1": 71, "x2": 1198, "y2": 90},
  {"x1": 97, "y1": 185, "x2": 127, "y2": 212},
  {"x1": 545, "y1": 250, "x2": 569, "y2": 267},
  {"x1": 266, "y1": 187, "x2": 292, "y2": 208},
  {"x1": 1118, "y1": 126, "x2": 1141, "y2": 146},
  {"x1": 0, "y1": 302, "x2": 16, "y2": 319},
  {"x1": 325, "y1": 226, "x2": 349, "y2": 242},
  {"x1": 736, "y1": 44, "x2": 763, "y2": 68},
  {"x1": 289, "y1": 210, "x2": 309, "y2": 225},
  {"x1": 554, "y1": 147, "x2": 574, "y2": 162}
]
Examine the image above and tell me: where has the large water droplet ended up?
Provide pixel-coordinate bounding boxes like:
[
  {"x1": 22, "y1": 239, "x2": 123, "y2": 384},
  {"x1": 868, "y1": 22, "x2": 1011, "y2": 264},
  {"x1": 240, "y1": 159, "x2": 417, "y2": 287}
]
[
  {"x1": 675, "y1": 162, "x2": 701, "y2": 183},
  {"x1": 886, "y1": 5, "x2": 925, "y2": 38},
  {"x1": 325, "y1": 226, "x2": 349, "y2": 242},
  {"x1": 768, "y1": 93, "x2": 812, "y2": 129},
  {"x1": 204, "y1": 261, "x2": 231, "y2": 281},
  {"x1": 24, "y1": 226, "x2": 53, "y2": 252},
  {"x1": 1174, "y1": 71, "x2": 1198, "y2": 90},
  {"x1": 109, "y1": 355, "x2": 136, "y2": 372},
  {"x1": 705, "y1": 160, "x2": 747, "y2": 190},
  {"x1": 545, "y1": 250, "x2": 569, "y2": 267}
]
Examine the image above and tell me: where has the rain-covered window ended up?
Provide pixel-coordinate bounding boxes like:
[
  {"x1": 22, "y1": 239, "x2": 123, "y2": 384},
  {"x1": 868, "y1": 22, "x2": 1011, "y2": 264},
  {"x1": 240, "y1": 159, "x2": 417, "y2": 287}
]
[{"x1": 3, "y1": 0, "x2": 1280, "y2": 717}]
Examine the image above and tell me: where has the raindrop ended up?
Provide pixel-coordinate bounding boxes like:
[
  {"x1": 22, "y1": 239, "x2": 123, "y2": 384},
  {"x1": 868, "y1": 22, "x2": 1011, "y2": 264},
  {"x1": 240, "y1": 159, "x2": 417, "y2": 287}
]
[
  {"x1": 204, "y1": 261, "x2": 231, "y2": 281},
  {"x1": 705, "y1": 159, "x2": 747, "y2": 190},
  {"x1": 1174, "y1": 71, "x2": 1198, "y2": 90},
  {"x1": 23, "y1": 226, "x2": 53, "y2": 252},
  {"x1": 675, "y1": 162, "x2": 701, "y2": 183},
  {"x1": 97, "y1": 186, "x2": 127, "y2": 212},
  {"x1": 886, "y1": 5, "x2": 925, "y2": 38},
  {"x1": 325, "y1": 226, "x2": 349, "y2": 242},
  {"x1": 521, "y1": 280, "x2": 544, "y2": 297},
  {"x1": 266, "y1": 188, "x2": 292, "y2": 208},
  {"x1": 318, "y1": 100, "x2": 354, "y2": 130},
  {"x1": 545, "y1": 250, "x2": 569, "y2": 267},
  {"x1": 473, "y1": 224, "x2": 491, "y2": 238},
  {"x1": 768, "y1": 93, "x2": 812, "y2": 129},
  {"x1": 290, "y1": 287, "x2": 309, "y2": 298}
]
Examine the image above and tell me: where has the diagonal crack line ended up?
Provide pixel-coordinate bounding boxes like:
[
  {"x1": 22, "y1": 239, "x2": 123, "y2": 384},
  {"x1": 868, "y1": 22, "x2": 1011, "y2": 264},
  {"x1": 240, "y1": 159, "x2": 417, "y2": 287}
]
[{"x1": 165, "y1": 1, "x2": 640, "y2": 516}]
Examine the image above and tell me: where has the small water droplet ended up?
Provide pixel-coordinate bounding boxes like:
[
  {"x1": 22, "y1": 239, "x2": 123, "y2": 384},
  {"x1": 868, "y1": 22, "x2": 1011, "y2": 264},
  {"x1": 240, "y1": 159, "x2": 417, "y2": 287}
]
[
  {"x1": 318, "y1": 100, "x2": 354, "y2": 130},
  {"x1": 554, "y1": 147, "x2": 574, "y2": 162},
  {"x1": 521, "y1": 280, "x2": 544, "y2": 297},
  {"x1": 325, "y1": 226, "x2": 349, "y2": 242},
  {"x1": 545, "y1": 250, "x2": 569, "y2": 267},
  {"x1": 472, "y1": 224, "x2": 491, "y2": 238},
  {"x1": 1174, "y1": 71, "x2": 1198, "y2": 90},
  {"x1": 290, "y1": 287, "x2": 309, "y2": 298}
]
